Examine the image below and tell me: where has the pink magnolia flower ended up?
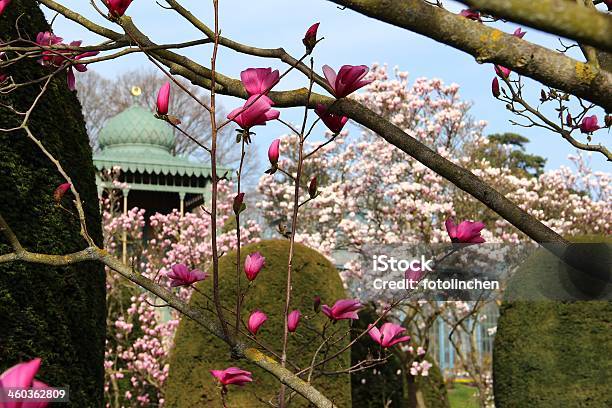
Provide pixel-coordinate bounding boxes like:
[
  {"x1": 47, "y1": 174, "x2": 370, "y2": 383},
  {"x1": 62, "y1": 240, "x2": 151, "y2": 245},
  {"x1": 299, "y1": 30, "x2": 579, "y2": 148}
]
[
  {"x1": 605, "y1": 0, "x2": 612, "y2": 10},
  {"x1": 35, "y1": 33, "x2": 98, "y2": 90},
  {"x1": 513, "y1": 27, "x2": 527, "y2": 38},
  {"x1": 303, "y1": 22, "x2": 320, "y2": 52},
  {"x1": 36, "y1": 31, "x2": 63, "y2": 47},
  {"x1": 268, "y1": 139, "x2": 280, "y2": 166},
  {"x1": 368, "y1": 322, "x2": 410, "y2": 348},
  {"x1": 459, "y1": 9, "x2": 481, "y2": 22},
  {"x1": 494, "y1": 65, "x2": 511, "y2": 79},
  {"x1": 244, "y1": 252, "x2": 265, "y2": 281},
  {"x1": 322, "y1": 65, "x2": 372, "y2": 98},
  {"x1": 53, "y1": 182, "x2": 71, "y2": 202},
  {"x1": 228, "y1": 94, "x2": 280, "y2": 131},
  {"x1": 491, "y1": 77, "x2": 500, "y2": 98},
  {"x1": 104, "y1": 0, "x2": 133, "y2": 17},
  {"x1": 421, "y1": 361, "x2": 432, "y2": 376},
  {"x1": 0, "y1": 358, "x2": 50, "y2": 408},
  {"x1": 321, "y1": 299, "x2": 361, "y2": 321},
  {"x1": 167, "y1": 263, "x2": 208, "y2": 287},
  {"x1": 0, "y1": 73, "x2": 6, "y2": 83},
  {"x1": 241, "y1": 68, "x2": 279, "y2": 96},
  {"x1": 0, "y1": 0, "x2": 11, "y2": 16},
  {"x1": 445, "y1": 218, "x2": 486, "y2": 244},
  {"x1": 247, "y1": 310, "x2": 267, "y2": 335},
  {"x1": 156, "y1": 82, "x2": 170, "y2": 115},
  {"x1": 580, "y1": 115, "x2": 600, "y2": 134},
  {"x1": 287, "y1": 310, "x2": 301, "y2": 332},
  {"x1": 36, "y1": 32, "x2": 66, "y2": 66},
  {"x1": 315, "y1": 104, "x2": 349, "y2": 134},
  {"x1": 210, "y1": 367, "x2": 252, "y2": 387}
]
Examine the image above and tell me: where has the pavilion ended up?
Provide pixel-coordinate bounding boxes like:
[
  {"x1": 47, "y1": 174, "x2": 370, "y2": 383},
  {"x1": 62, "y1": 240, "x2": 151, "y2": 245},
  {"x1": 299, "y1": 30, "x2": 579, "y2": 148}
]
[{"x1": 93, "y1": 104, "x2": 222, "y2": 262}]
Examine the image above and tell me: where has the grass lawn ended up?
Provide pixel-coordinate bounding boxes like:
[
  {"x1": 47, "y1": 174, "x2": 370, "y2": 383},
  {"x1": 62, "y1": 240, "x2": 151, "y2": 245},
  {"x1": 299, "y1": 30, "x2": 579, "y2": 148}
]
[{"x1": 448, "y1": 383, "x2": 479, "y2": 408}]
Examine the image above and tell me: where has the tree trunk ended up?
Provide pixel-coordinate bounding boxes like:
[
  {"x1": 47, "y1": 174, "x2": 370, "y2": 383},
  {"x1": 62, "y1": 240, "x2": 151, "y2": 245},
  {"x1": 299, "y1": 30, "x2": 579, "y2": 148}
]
[{"x1": 0, "y1": 1, "x2": 105, "y2": 406}]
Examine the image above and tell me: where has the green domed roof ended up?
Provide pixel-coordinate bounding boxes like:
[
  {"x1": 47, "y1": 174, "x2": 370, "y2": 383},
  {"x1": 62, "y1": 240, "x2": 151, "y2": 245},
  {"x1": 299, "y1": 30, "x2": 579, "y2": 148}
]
[
  {"x1": 93, "y1": 105, "x2": 227, "y2": 180},
  {"x1": 98, "y1": 105, "x2": 175, "y2": 154}
]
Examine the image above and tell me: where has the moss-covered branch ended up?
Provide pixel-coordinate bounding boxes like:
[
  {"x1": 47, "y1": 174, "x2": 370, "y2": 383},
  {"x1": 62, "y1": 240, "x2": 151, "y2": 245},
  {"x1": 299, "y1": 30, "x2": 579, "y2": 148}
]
[
  {"x1": 458, "y1": 0, "x2": 612, "y2": 52},
  {"x1": 327, "y1": 0, "x2": 612, "y2": 111}
]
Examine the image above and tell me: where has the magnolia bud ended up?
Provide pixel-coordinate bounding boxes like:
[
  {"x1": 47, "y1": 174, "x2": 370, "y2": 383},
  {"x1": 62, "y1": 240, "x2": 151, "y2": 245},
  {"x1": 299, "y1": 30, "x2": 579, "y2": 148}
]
[
  {"x1": 605, "y1": 115, "x2": 612, "y2": 128},
  {"x1": 491, "y1": 77, "x2": 500, "y2": 98},
  {"x1": 233, "y1": 192, "x2": 245, "y2": 215},
  {"x1": 302, "y1": 23, "x2": 320, "y2": 54},
  {"x1": 156, "y1": 82, "x2": 170, "y2": 116},
  {"x1": 53, "y1": 182, "x2": 71, "y2": 202},
  {"x1": 313, "y1": 295, "x2": 321, "y2": 313},
  {"x1": 308, "y1": 176, "x2": 317, "y2": 199},
  {"x1": 268, "y1": 139, "x2": 280, "y2": 167}
]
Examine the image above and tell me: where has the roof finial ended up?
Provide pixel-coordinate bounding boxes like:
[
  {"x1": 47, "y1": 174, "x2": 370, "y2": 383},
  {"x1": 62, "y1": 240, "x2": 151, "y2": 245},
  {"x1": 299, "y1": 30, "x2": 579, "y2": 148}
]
[{"x1": 130, "y1": 86, "x2": 142, "y2": 97}]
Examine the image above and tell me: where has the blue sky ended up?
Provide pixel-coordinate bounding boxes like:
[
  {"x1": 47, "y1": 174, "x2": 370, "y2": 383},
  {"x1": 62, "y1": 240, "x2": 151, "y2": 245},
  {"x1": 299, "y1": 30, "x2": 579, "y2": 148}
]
[{"x1": 47, "y1": 0, "x2": 609, "y2": 172}]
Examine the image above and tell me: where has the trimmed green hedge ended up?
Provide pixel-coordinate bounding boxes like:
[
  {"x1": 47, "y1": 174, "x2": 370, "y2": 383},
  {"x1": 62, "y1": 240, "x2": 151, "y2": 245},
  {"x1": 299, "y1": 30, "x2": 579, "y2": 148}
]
[
  {"x1": 0, "y1": 1, "x2": 105, "y2": 406},
  {"x1": 493, "y1": 236, "x2": 612, "y2": 407},
  {"x1": 165, "y1": 240, "x2": 351, "y2": 407}
]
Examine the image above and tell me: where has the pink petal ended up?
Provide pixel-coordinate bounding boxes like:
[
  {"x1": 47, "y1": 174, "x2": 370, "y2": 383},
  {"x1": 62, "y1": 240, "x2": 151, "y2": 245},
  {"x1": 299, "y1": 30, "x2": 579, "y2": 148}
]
[
  {"x1": 367, "y1": 324, "x2": 382, "y2": 344},
  {"x1": 321, "y1": 305, "x2": 332, "y2": 318},
  {"x1": 0, "y1": 359, "x2": 41, "y2": 389},
  {"x1": 66, "y1": 68, "x2": 76, "y2": 91},
  {"x1": 445, "y1": 218, "x2": 457, "y2": 239},
  {"x1": 322, "y1": 65, "x2": 337, "y2": 89}
]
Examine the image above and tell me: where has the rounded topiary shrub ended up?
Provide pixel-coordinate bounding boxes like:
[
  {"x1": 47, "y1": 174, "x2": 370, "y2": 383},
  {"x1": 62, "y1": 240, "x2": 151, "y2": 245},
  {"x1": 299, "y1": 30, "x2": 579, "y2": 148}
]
[
  {"x1": 493, "y1": 236, "x2": 612, "y2": 407},
  {"x1": 164, "y1": 239, "x2": 351, "y2": 407},
  {"x1": 351, "y1": 307, "x2": 449, "y2": 408}
]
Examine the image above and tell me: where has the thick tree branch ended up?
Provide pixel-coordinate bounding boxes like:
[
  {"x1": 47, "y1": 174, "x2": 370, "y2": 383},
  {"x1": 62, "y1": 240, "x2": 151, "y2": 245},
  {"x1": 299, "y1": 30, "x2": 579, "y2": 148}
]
[
  {"x1": 458, "y1": 0, "x2": 612, "y2": 52},
  {"x1": 327, "y1": 0, "x2": 612, "y2": 111}
]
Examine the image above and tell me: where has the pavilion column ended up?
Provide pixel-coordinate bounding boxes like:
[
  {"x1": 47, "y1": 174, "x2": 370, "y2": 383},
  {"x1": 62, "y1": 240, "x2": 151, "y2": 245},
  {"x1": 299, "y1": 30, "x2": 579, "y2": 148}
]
[
  {"x1": 122, "y1": 188, "x2": 130, "y2": 264},
  {"x1": 179, "y1": 191, "x2": 186, "y2": 217}
]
